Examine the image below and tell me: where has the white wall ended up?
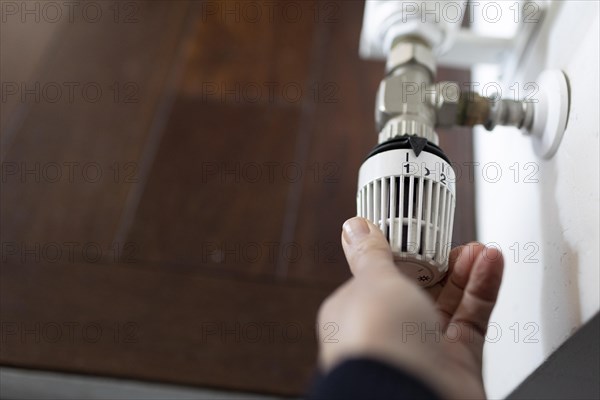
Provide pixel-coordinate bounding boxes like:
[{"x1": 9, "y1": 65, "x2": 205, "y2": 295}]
[{"x1": 472, "y1": 2, "x2": 600, "y2": 399}]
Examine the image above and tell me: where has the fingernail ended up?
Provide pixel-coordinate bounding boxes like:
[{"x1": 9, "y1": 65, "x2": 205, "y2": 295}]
[{"x1": 342, "y1": 217, "x2": 370, "y2": 244}]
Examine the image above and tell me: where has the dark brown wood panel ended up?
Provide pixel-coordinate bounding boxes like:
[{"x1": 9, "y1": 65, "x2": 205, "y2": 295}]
[
  {"x1": 284, "y1": 1, "x2": 383, "y2": 284},
  {"x1": 0, "y1": 12, "x2": 63, "y2": 147},
  {"x1": 180, "y1": 0, "x2": 316, "y2": 96},
  {"x1": 1, "y1": 0, "x2": 476, "y2": 396},
  {"x1": 125, "y1": 100, "x2": 303, "y2": 277},
  {"x1": 0, "y1": 1, "x2": 191, "y2": 251},
  {"x1": 123, "y1": 0, "x2": 320, "y2": 276},
  {"x1": 0, "y1": 261, "x2": 329, "y2": 395}
]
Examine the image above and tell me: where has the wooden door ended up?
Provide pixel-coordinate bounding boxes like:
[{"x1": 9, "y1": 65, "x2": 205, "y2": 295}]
[{"x1": 0, "y1": 1, "x2": 474, "y2": 395}]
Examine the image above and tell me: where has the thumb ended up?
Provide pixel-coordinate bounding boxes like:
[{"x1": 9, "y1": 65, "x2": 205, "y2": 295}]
[{"x1": 341, "y1": 217, "x2": 398, "y2": 278}]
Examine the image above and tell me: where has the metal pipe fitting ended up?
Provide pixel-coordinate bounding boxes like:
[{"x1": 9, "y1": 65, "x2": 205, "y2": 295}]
[
  {"x1": 375, "y1": 39, "x2": 439, "y2": 145},
  {"x1": 451, "y1": 92, "x2": 534, "y2": 131}
]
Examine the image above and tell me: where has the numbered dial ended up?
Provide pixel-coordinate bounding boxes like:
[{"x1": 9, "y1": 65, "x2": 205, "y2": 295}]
[{"x1": 357, "y1": 139, "x2": 456, "y2": 287}]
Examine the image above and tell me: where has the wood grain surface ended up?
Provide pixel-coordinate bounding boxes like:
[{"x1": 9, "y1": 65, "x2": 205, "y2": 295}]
[{"x1": 1, "y1": 0, "x2": 475, "y2": 395}]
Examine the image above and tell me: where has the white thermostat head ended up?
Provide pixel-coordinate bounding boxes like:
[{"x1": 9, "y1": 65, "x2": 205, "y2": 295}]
[{"x1": 357, "y1": 136, "x2": 456, "y2": 287}]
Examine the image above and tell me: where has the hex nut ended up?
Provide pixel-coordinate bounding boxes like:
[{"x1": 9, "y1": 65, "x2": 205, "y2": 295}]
[
  {"x1": 429, "y1": 81, "x2": 460, "y2": 127},
  {"x1": 386, "y1": 41, "x2": 435, "y2": 76}
]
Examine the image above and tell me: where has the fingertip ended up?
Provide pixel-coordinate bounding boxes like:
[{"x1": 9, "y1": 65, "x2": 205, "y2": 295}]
[
  {"x1": 340, "y1": 217, "x2": 395, "y2": 277},
  {"x1": 470, "y1": 245, "x2": 504, "y2": 302},
  {"x1": 480, "y1": 245, "x2": 504, "y2": 268},
  {"x1": 450, "y1": 242, "x2": 485, "y2": 286},
  {"x1": 448, "y1": 245, "x2": 463, "y2": 267},
  {"x1": 341, "y1": 217, "x2": 371, "y2": 245}
]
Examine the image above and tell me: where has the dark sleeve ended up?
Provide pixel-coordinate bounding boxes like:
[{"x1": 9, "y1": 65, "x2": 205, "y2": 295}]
[{"x1": 307, "y1": 358, "x2": 442, "y2": 400}]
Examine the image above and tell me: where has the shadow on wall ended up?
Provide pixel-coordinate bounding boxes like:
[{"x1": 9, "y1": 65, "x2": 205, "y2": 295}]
[
  {"x1": 539, "y1": 159, "x2": 581, "y2": 353},
  {"x1": 533, "y1": 2, "x2": 582, "y2": 352}
]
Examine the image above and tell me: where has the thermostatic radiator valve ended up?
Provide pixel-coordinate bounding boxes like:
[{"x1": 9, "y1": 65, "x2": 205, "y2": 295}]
[
  {"x1": 358, "y1": 136, "x2": 456, "y2": 287},
  {"x1": 357, "y1": 38, "x2": 455, "y2": 287},
  {"x1": 356, "y1": 37, "x2": 570, "y2": 287}
]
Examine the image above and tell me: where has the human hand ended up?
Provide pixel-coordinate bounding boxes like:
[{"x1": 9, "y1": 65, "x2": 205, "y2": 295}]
[{"x1": 317, "y1": 217, "x2": 504, "y2": 399}]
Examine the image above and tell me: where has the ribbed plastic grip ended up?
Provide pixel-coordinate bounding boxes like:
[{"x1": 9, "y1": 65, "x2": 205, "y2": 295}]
[{"x1": 357, "y1": 148, "x2": 455, "y2": 286}]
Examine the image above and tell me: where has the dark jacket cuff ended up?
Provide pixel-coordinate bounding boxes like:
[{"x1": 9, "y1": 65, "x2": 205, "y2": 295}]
[{"x1": 308, "y1": 358, "x2": 442, "y2": 400}]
